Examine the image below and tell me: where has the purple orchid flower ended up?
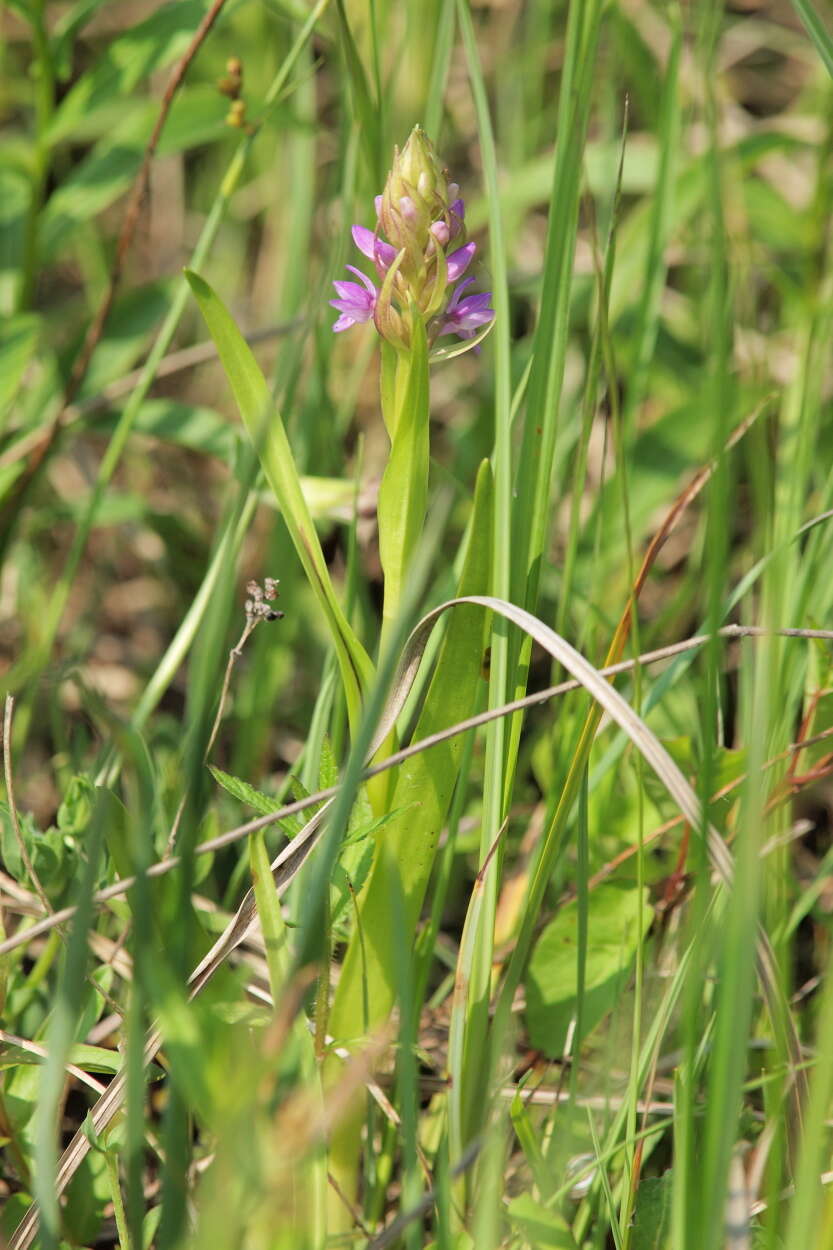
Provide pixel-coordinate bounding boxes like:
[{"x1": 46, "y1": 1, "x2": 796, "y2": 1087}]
[
  {"x1": 439, "y1": 277, "x2": 495, "y2": 339},
  {"x1": 329, "y1": 265, "x2": 378, "y2": 333}
]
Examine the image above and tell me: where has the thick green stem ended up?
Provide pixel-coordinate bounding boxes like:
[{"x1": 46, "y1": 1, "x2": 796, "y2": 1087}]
[{"x1": 377, "y1": 324, "x2": 430, "y2": 657}]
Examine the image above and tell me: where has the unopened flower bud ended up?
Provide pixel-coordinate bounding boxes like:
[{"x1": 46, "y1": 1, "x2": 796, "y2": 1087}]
[{"x1": 380, "y1": 126, "x2": 454, "y2": 257}]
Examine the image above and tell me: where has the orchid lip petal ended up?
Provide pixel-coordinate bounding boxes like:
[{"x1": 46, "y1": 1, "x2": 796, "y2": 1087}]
[
  {"x1": 331, "y1": 261, "x2": 378, "y2": 332},
  {"x1": 333, "y1": 313, "x2": 359, "y2": 332}
]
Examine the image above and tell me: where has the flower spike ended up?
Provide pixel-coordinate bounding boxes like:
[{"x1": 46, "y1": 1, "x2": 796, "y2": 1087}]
[{"x1": 331, "y1": 126, "x2": 494, "y2": 356}]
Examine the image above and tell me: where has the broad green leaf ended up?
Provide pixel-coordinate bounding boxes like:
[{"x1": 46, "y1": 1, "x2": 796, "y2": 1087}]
[
  {"x1": 609, "y1": 131, "x2": 808, "y2": 324},
  {"x1": 595, "y1": 398, "x2": 714, "y2": 561},
  {"x1": 72, "y1": 1044, "x2": 160, "y2": 1079},
  {"x1": 41, "y1": 144, "x2": 143, "y2": 258},
  {"x1": 52, "y1": 0, "x2": 116, "y2": 79},
  {"x1": 98, "y1": 788, "x2": 132, "y2": 881},
  {"x1": 631, "y1": 1173, "x2": 673, "y2": 1250},
  {"x1": 186, "y1": 268, "x2": 373, "y2": 733},
  {"x1": 294, "y1": 476, "x2": 358, "y2": 521},
  {"x1": 63, "y1": 1143, "x2": 110, "y2": 1245},
  {"x1": 331, "y1": 801, "x2": 419, "y2": 929},
  {"x1": 525, "y1": 884, "x2": 653, "y2": 1059},
  {"x1": 506, "y1": 1194, "x2": 577, "y2": 1249}
]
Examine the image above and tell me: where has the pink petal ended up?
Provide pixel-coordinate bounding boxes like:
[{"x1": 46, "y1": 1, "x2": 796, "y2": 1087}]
[
  {"x1": 352, "y1": 225, "x2": 376, "y2": 259},
  {"x1": 332, "y1": 279, "x2": 370, "y2": 301},
  {"x1": 374, "y1": 239, "x2": 397, "y2": 267},
  {"x1": 447, "y1": 242, "x2": 476, "y2": 282},
  {"x1": 445, "y1": 276, "x2": 475, "y2": 313},
  {"x1": 333, "y1": 313, "x2": 358, "y2": 332},
  {"x1": 345, "y1": 265, "x2": 379, "y2": 296}
]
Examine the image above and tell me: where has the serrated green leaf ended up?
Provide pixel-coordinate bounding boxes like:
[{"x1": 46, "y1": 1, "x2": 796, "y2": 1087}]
[
  {"x1": 208, "y1": 765, "x2": 303, "y2": 840},
  {"x1": 330, "y1": 801, "x2": 418, "y2": 929}
]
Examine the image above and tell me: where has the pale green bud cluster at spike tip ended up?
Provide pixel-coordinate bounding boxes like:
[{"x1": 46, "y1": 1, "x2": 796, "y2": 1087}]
[{"x1": 330, "y1": 126, "x2": 494, "y2": 353}]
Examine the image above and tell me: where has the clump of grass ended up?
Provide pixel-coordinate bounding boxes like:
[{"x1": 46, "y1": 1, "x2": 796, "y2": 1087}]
[{"x1": 2, "y1": 3, "x2": 833, "y2": 1249}]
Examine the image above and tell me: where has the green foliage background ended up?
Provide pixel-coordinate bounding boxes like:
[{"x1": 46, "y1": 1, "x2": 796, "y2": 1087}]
[{"x1": 2, "y1": 1, "x2": 833, "y2": 1248}]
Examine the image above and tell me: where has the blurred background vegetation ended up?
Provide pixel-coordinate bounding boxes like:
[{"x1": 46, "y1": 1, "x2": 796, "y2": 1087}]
[{"x1": 2, "y1": 0, "x2": 833, "y2": 1247}]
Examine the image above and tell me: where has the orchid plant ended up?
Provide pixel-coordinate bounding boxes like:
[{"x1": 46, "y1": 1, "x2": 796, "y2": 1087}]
[
  {"x1": 331, "y1": 127, "x2": 494, "y2": 649},
  {"x1": 331, "y1": 127, "x2": 493, "y2": 350},
  {"x1": 187, "y1": 127, "x2": 496, "y2": 1229}
]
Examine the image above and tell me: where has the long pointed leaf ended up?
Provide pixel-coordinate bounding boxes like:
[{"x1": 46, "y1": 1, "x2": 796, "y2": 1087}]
[{"x1": 185, "y1": 269, "x2": 373, "y2": 731}]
